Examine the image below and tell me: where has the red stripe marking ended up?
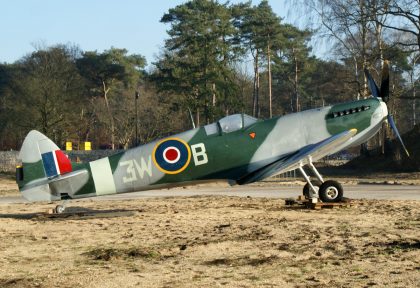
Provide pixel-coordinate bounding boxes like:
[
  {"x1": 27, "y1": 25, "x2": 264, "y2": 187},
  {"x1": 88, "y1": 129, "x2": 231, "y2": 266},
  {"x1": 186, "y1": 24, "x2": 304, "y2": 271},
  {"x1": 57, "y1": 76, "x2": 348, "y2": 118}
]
[{"x1": 55, "y1": 150, "x2": 72, "y2": 174}]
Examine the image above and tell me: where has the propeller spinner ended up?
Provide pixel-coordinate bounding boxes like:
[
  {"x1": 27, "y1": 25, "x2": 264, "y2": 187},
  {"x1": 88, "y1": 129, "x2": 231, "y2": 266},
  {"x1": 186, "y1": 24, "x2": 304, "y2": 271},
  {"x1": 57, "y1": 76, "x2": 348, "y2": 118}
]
[{"x1": 364, "y1": 61, "x2": 410, "y2": 157}]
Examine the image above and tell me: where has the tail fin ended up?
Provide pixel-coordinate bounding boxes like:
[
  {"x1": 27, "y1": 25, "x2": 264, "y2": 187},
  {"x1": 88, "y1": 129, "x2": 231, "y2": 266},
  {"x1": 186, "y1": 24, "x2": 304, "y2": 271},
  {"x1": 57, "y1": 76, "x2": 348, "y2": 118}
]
[
  {"x1": 17, "y1": 130, "x2": 90, "y2": 202},
  {"x1": 18, "y1": 130, "x2": 72, "y2": 186}
]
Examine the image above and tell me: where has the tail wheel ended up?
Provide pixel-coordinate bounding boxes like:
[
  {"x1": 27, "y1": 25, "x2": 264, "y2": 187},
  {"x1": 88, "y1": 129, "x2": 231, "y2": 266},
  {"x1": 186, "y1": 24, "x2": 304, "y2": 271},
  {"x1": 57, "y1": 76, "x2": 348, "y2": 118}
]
[
  {"x1": 55, "y1": 205, "x2": 66, "y2": 214},
  {"x1": 319, "y1": 180, "x2": 343, "y2": 203},
  {"x1": 303, "y1": 180, "x2": 322, "y2": 198}
]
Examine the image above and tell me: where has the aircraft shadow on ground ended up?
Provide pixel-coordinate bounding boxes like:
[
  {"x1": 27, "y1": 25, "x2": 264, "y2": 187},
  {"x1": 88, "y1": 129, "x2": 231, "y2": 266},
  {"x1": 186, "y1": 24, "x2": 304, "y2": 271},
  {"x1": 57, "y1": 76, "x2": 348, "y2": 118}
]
[
  {"x1": 0, "y1": 207, "x2": 138, "y2": 220},
  {"x1": 379, "y1": 240, "x2": 420, "y2": 250}
]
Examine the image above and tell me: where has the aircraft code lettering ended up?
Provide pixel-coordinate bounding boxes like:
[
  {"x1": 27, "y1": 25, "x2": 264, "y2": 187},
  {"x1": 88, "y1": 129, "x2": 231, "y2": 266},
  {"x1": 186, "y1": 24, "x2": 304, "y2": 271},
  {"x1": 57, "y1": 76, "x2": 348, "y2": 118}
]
[
  {"x1": 120, "y1": 156, "x2": 153, "y2": 183},
  {"x1": 191, "y1": 143, "x2": 208, "y2": 166},
  {"x1": 123, "y1": 142, "x2": 208, "y2": 181}
]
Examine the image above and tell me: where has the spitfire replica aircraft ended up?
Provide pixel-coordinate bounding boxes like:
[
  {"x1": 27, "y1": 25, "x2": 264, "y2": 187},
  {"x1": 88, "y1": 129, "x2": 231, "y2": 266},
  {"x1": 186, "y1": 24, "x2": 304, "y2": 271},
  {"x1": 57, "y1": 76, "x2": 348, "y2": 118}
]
[{"x1": 16, "y1": 62, "x2": 409, "y2": 213}]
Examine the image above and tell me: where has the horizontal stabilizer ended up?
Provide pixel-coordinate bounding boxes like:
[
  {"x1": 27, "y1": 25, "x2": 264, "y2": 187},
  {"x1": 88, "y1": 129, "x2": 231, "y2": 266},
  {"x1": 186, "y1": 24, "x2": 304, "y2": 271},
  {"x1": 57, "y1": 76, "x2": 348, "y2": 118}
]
[{"x1": 20, "y1": 169, "x2": 89, "y2": 202}]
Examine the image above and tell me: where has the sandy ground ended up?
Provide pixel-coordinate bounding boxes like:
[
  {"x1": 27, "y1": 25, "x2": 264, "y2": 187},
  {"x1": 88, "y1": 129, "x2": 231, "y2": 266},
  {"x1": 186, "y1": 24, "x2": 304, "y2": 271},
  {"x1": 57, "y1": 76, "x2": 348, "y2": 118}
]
[{"x1": 0, "y1": 176, "x2": 419, "y2": 288}]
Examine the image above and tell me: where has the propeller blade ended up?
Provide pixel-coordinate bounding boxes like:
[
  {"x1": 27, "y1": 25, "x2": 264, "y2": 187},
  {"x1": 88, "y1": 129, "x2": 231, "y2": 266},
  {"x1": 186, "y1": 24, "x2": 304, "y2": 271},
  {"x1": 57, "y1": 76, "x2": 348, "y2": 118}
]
[
  {"x1": 380, "y1": 60, "x2": 390, "y2": 102},
  {"x1": 364, "y1": 68, "x2": 380, "y2": 98},
  {"x1": 387, "y1": 114, "x2": 410, "y2": 157}
]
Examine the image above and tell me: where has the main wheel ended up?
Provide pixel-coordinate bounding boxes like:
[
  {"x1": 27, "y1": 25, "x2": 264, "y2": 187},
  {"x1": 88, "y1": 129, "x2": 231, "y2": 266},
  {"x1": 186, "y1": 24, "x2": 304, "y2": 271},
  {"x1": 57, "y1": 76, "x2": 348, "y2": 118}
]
[
  {"x1": 55, "y1": 205, "x2": 66, "y2": 214},
  {"x1": 319, "y1": 180, "x2": 343, "y2": 203},
  {"x1": 303, "y1": 180, "x2": 322, "y2": 198}
]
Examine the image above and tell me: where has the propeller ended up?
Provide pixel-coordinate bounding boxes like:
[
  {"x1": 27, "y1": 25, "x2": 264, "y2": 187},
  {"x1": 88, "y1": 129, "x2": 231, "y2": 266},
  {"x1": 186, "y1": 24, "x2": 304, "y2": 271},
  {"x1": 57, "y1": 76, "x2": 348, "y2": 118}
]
[
  {"x1": 379, "y1": 61, "x2": 390, "y2": 102},
  {"x1": 387, "y1": 114, "x2": 410, "y2": 157},
  {"x1": 364, "y1": 61, "x2": 410, "y2": 157}
]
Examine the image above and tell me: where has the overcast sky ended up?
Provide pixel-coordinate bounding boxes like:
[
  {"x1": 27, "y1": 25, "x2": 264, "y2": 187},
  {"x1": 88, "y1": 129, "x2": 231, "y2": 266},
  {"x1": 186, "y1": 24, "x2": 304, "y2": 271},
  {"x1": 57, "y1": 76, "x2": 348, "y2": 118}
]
[{"x1": 0, "y1": 0, "x2": 301, "y2": 67}]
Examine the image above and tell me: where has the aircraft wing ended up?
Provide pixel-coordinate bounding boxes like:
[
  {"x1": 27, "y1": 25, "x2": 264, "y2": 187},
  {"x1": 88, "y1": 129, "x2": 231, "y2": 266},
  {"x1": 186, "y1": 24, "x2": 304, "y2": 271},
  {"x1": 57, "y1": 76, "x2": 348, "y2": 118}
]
[{"x1": 237, "y1": 129, "x2": 357, "y2": 185}]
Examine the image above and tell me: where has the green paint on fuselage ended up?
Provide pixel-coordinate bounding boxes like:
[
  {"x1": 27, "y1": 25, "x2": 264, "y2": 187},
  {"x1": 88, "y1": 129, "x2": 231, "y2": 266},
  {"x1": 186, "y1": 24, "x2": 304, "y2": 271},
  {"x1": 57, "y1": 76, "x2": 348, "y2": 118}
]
[
  {"x1": 17, "y1": 97, "x2": 388, "y2": 202},
  {"x1": 156, "y1": 117, "x2": 278, "y2": 183},
  {"x1": 108, "y1": 151, "x2": 125, "y2": 173},
  {"x1": 72, "y1": 152, "x2": 125, "y2": 198},
  {"x1": 58, "y1": 98, "x2": 383, "y2": 198},
  {"x1": 326, "y1": 98, "x2": 380, "y2": 135},
  {"x1": 72, "y1": 165, "x2": 96, "y2": 198}
]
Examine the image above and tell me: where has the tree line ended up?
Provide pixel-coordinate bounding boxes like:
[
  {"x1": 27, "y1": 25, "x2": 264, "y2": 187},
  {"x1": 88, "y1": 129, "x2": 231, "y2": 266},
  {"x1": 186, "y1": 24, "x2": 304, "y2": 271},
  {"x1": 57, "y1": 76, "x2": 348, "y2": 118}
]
[{"x1": 0, "y1": 0, "x2": 418, "y2": 151}]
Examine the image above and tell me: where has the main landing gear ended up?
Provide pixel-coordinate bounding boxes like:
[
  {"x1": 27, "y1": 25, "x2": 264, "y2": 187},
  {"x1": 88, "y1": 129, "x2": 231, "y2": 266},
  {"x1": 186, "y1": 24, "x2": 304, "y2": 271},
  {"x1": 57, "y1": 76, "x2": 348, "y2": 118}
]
[{"x1": 299, "y1": 159, "x2": 344, "y2": 203}]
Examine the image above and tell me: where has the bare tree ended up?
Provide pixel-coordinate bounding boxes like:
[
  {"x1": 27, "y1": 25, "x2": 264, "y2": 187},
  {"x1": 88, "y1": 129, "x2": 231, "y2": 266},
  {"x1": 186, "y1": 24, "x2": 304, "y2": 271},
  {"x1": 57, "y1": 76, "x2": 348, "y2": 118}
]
[
  {"x1": 407, "y1": 52, "x2": 420, "y2": 127},
  {"x1": 292, "y1": 0, "x2": 398, "y2": 99},
  {"x1": 376, "y1": 0, "x2": 420, "y2": 51}
]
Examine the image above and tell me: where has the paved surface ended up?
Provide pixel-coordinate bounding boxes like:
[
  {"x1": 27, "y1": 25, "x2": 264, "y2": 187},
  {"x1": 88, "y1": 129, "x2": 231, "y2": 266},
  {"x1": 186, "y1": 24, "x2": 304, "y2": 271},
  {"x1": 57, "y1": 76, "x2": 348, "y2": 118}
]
[
  {"x1": 101, "y1": 184, "x2": 420, "y2": 200},
  {"x1": 1, "y1": 184, "x2": 419, "y2": 204}
]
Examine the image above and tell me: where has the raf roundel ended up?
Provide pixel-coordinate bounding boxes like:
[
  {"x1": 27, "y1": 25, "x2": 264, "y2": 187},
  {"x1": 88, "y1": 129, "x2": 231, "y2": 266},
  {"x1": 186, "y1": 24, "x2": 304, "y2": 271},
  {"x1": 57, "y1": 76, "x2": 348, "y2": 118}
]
[{"x1": 152, "y1": 138, "x2": 191, "y2": 174}]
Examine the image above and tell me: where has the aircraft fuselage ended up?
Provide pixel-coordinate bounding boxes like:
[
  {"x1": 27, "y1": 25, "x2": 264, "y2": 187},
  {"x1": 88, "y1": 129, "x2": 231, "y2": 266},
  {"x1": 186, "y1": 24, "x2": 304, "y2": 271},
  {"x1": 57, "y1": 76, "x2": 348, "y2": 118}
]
[{"x1": 17, "y1": 97, "x2": 388, "y2": 202}]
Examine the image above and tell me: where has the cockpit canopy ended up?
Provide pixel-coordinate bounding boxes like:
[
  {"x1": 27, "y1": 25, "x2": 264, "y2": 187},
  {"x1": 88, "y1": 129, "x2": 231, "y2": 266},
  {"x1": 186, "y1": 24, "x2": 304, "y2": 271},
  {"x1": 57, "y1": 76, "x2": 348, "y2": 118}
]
[{"x1": 204, "y1": 114, "x2": 258, "y2": 135}]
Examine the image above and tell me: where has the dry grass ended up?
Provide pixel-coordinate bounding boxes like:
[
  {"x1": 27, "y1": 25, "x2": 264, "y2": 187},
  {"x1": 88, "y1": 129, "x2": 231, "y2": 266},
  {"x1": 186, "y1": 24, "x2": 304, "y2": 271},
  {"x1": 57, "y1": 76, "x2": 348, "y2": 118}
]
[
  {"x1": 0, "y1": 176, "x2": 419, "y2": 287},
  {"x1": 0, "y1": 197, "x2": 419, "y2": 287}
]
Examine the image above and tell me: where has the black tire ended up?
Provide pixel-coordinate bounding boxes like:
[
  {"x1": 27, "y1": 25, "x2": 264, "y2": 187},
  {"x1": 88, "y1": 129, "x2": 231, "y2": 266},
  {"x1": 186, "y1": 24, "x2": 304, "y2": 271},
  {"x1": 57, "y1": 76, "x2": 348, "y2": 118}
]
[
  {"x1": 303, "y1": 180, "x2": 322, "y2": 198},
  {"x1": 319, "y1": 180, "x2": 343, "y2": 203}
]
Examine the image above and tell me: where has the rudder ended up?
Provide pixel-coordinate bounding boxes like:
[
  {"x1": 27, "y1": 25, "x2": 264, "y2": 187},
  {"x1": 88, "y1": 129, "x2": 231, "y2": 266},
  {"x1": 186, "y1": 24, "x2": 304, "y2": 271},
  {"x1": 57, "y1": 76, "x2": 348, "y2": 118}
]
[{"x1": 18, "y1": 130, "x2": 72, "y2": 185}]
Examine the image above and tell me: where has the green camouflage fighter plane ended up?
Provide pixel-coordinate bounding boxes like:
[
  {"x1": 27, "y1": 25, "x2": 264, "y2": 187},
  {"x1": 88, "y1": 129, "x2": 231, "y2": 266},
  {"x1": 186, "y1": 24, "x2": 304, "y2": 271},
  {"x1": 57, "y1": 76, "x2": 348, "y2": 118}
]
[{"x1": 16, "y1": 62, "x2": 409, "y2": 213}]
